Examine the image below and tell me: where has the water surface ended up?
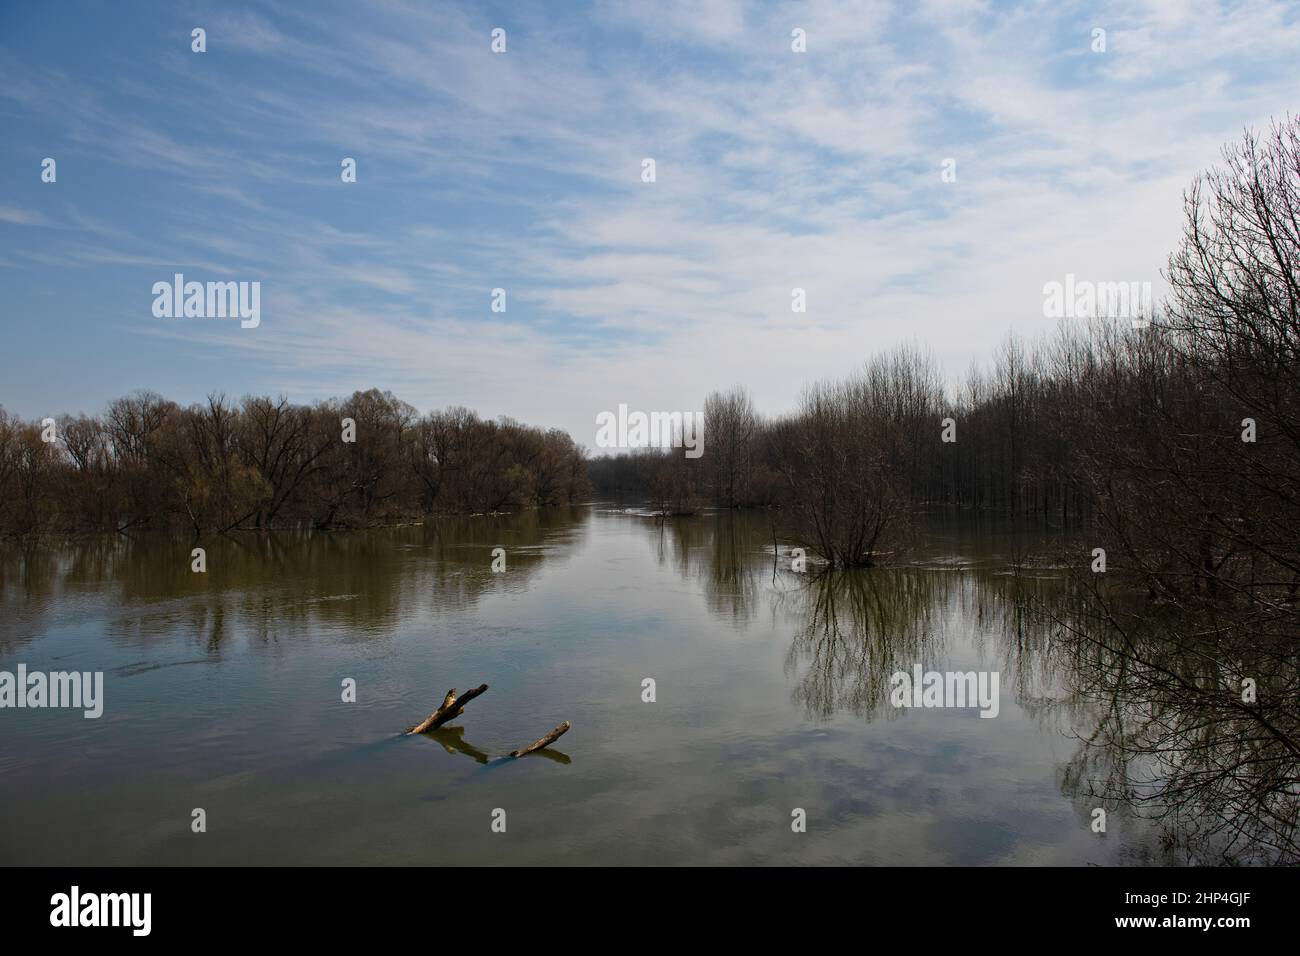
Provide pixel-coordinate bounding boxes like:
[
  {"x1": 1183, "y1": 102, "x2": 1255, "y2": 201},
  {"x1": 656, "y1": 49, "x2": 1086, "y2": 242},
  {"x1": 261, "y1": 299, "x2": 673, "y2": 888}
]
[{"x1": 0, "y1": 507, "x2": 1230, "y2": 864}]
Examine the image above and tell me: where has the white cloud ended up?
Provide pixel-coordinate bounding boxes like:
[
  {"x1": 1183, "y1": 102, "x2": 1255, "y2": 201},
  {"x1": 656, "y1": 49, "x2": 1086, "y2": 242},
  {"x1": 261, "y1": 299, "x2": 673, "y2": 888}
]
[{"x1": 0, "y1": 205, "x2": 50, "y2": 226}]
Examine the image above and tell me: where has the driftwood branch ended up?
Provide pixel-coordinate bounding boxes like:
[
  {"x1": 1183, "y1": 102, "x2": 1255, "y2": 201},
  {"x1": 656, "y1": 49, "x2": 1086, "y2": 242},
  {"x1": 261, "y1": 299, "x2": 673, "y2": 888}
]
[
  {"x1": 405, "y1": 684, "x2": 489, "y2": 734},
  {"x1": 510, "y1": 720, "x2": 571, "y2": 757}
]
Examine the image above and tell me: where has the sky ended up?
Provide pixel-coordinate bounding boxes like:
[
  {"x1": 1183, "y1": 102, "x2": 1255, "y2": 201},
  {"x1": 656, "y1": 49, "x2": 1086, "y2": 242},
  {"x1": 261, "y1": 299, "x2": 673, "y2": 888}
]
[{"x1": 1, "y1": 0, "x2": 1297, "y2": 448}]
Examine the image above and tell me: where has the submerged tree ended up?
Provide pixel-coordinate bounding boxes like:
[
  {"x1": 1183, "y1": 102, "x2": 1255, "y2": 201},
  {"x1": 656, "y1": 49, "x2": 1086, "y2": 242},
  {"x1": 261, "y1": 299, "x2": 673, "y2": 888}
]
[
  {"x1": 769, "y1": 346, "x2": 939, "y2": 567},
  {"x1": 703, "y1": 386, "x2": 760, "y2": 508}
]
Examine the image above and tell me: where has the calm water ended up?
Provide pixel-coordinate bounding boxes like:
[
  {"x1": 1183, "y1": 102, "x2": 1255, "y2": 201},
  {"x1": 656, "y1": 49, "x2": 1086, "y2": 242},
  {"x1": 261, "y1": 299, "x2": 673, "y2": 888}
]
[{"x1": 0, "y1": 507, "x2": 1208, "y2": 865}]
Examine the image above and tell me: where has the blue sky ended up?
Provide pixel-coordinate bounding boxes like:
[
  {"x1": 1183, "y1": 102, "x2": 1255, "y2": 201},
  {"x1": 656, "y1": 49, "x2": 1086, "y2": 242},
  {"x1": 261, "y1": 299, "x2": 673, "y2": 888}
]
[{"x1": 1, "y1": 0, "x2": 1298, "y2": 445}]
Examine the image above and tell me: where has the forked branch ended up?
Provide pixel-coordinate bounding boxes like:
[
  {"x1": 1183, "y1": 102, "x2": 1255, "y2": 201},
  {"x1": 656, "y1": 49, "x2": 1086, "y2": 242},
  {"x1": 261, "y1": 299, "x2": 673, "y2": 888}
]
[{"x1": 404, "y1": 683, "x2": 489, "y2": 734}]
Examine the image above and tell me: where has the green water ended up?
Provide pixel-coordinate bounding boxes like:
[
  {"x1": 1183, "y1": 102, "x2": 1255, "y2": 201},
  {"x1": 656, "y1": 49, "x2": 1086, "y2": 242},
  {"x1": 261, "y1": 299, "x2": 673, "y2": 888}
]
[{"x1": 0, "y1": 506, "x2": 1231, "y2": 864}]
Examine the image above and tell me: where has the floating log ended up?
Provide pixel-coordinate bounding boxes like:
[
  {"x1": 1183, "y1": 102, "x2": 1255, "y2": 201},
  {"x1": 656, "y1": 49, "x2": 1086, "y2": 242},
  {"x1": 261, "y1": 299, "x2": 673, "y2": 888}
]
[
  {"x1": 405, "y1": 683, "x2": 489, "y2": 735},
  {"x1": 510, "y1": 720, "x2": 571, "y2": 757}
]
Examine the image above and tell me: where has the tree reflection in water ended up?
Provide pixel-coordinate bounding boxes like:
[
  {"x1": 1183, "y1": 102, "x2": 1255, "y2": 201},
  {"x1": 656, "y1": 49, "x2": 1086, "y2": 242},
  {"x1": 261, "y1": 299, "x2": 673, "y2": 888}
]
[
  {"x1": 1042, "y1": 579, "x2": 1300, "y2": 865},
  {"x1": 695, "y1": 516, "x2": 1300, "y2": 865}
]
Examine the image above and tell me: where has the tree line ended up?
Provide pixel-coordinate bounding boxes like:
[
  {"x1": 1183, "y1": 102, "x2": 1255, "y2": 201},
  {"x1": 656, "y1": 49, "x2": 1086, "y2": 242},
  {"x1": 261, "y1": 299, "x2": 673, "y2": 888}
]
[
  {"x1": 0, "y1": 389, "x2": 590, "y2": 536},
  {"x1": 591, "y1": 117, "x2": 1300, "y2": 618}
]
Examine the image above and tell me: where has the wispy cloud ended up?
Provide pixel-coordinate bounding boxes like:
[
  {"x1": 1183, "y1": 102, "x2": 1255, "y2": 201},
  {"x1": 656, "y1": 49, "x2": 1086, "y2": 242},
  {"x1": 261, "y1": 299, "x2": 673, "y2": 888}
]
[
  {"x1": 0, "y1": 0, "x2": 1297, "y2": 444},
  {"x1": 0, "y1": 204, "x2": 50, "y2": 226}
]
